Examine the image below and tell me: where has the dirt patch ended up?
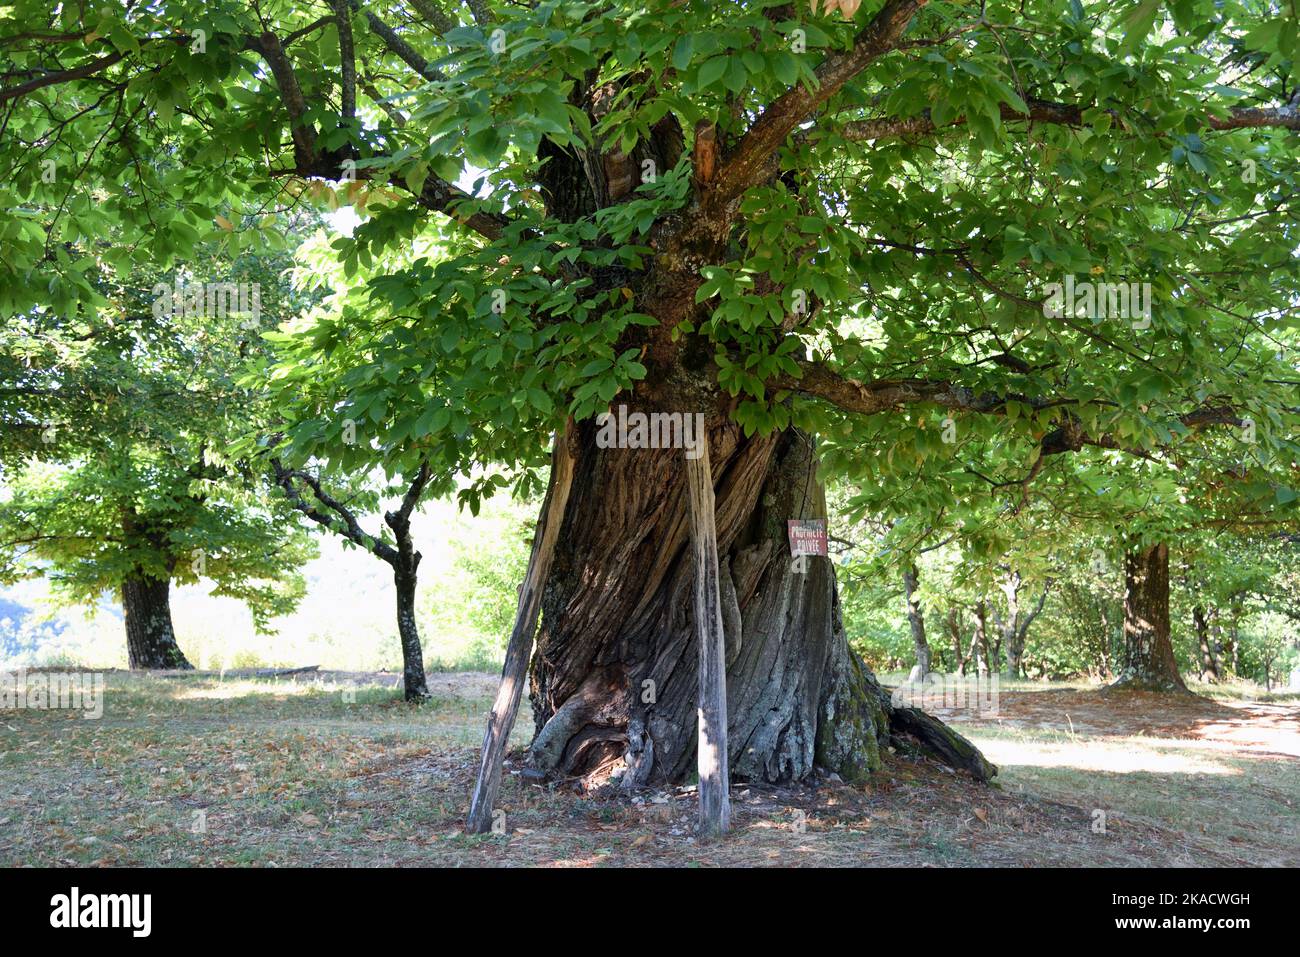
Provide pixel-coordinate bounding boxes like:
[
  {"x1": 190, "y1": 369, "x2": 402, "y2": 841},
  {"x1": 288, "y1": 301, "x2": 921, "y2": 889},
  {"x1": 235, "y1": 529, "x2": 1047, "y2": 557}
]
[{"x1": 928, "y1": 688, "x2": 1300, "y2": 760}]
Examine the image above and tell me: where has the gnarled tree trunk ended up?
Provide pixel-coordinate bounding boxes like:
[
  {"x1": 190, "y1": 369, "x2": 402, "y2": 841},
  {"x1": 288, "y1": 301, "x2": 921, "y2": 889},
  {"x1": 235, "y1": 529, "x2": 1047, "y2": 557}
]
[
  {"x1": 121, "y1": 574, "x2": 192, "y2": 670},
  {"x1": 522, "y1": 420, "x2": 993, "y2": 790},
  {"x1": 1111, "y1": 542, "x2": 1188, "y2": 693}
]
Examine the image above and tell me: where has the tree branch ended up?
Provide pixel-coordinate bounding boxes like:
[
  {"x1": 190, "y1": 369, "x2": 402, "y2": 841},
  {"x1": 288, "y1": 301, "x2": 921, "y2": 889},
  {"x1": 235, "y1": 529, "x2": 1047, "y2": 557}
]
[
  {"x1": 407, "y1": 0, "x2": 457, "y2": 34},
  {"x1": 841, "y1": 98, "x2": 1300, "y2": 143},
  {"x1": 253, "y1": 30, "x2": 321, "y2": 172},
  {"x1": 351, "y1": 0, "x2": 447, "y2": 82},
  {"x1": 0, "y1": 50, "x2": 125, "y2": 104},
  {"x1": 707, "y1": 0, "x2": 930, "y2": 206},
  {"x1": 272, "y1": 460, "x2": 398, "y2": 565},
  {"x1": 772, "y1": 356, "x2": 1245, "y2": 460},
  {"x1": 332, "y1": 0, "x2": 357, "y2": 124}
]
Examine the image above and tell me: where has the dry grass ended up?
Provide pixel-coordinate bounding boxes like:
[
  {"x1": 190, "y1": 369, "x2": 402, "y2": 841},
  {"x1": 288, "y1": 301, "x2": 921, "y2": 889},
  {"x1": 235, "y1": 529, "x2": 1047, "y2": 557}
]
[{"x1": 1, "y1": 670, "x2": 1295, "y2": 867}]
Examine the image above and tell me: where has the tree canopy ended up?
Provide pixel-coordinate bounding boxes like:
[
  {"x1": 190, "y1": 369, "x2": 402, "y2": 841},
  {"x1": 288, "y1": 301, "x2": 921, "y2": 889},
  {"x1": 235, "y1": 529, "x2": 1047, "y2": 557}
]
[{"x1": 3, "y1": 0, "x2": 1296, "y2": 500}]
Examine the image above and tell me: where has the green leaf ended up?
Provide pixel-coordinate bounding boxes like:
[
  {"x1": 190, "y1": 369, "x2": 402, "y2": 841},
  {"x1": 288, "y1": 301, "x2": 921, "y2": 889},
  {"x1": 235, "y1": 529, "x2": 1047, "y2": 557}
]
[{"x1": 697, "y1": 56, "x2": 728, "y2": 90}]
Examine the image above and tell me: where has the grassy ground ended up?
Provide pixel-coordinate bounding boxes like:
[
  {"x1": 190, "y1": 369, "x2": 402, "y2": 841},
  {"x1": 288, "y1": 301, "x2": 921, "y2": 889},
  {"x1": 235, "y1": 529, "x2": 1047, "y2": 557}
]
[{"x1": 1, "y1": 669, "x2": 1295, "y2": 867}]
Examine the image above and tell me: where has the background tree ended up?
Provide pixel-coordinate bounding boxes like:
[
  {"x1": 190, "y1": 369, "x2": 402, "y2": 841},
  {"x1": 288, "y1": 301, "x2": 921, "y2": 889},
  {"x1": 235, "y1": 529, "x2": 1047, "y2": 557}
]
[
  {"x1": 0, "y1": 251, "x2": 315, "y2": 667},
  {"x1": 237, "y1": 216, "x2": 493, "y2": 700}
]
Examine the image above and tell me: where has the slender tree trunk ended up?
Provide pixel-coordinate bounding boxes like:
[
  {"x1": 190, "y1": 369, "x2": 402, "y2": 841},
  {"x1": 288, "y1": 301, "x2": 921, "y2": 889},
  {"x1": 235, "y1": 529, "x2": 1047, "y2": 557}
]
[
  {"x1": 394, "y1": 563, "x2": 429, "y2": 701},
  {"x1": 1208, "y1": 608, "x2": 1224, "y2": 680},
  {"x1": 1111, "y1": 542, "x2": 1188, "y2": 693},
  {"x1": 971, "y1": 601, "x2": 989, "y2": 677},
  {"x1": 1226, "y1": 617, "x2": 1241, "y2": 675},
  {"x1": 948, "y1": 607, "x2": 966, "y2": 676},
  {"x1": 1193, "y1": 605, "x2": 1208, "y2": 680},
  {"x1": 1192, "y1": 604, "x2": 1219, "y2": 683},
  {"x1": 1097, "y1": 605, "x2": 1112, "y2": 677},
  {"x1": 386, "y1": 492, "x2": 431, "y2": 702},
  {"x1": 903, "y1": 564, "x2": 931, "y2": 682},
  {"x1": 520, "y1": 422, "x2": 993, "y2": 791},
  {"x1": 121, "y1": 574, "x2": 192, "y2": 670}
]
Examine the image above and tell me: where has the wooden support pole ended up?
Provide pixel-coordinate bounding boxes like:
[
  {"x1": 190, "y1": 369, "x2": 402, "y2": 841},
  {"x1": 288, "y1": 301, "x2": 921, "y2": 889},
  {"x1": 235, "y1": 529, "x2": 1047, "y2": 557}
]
[
  {"x1": 685, "y1": 433, "x2": 730, "y2": 838},
  {"x1": 466, "y1": 430, "x2": 575, "y2": 834}
]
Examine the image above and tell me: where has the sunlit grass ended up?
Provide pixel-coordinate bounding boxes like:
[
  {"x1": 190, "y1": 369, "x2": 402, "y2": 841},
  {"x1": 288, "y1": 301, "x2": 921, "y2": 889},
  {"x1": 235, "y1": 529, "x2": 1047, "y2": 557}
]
[
  {"x1": 2, "y1": 672, "x2": 1295, "y2": 867},
  {"x1": 970, "y1": 726, "x2": 1238, "y2": 775}
]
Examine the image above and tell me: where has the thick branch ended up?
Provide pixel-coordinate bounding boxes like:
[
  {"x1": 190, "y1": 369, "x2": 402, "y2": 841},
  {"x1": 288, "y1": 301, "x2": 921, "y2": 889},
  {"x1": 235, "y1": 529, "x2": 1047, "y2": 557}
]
[
  {"x1": 773, "y1": 357, "x2": 1245, "y2": 459},
  {"x1": 708, "y1": 0, "x2": 929, "y2": 205},
  {"x1": 0, "y1": 50, "x2": 125, "y2": 103},
  {"x1": 351, "y1": 0, "x2": 447, "y2": 81},
  {"x1": 771, "y1": 356, "x2": 1015, "y2": 416},
  {"x1": 332, "y1": 0, "x2": 357, "y2": 124},
  {"x1": 408, "y1": 0, "x2": 458, "y2": 33},
  {"x1": 1018, "y1": 581, "x2": 1053, "y2": 641},
  {"x1": 394, "y1": 459, "x2": 432, "y2": 525},
  {"x1": 841, "y1": 98, "x2": 1300, "y2": 142},
  {"x1": 254, "y1": 31, "x2": 321, "y2": 172},
  {"x1": 272, "y1": 460, "x2": 398, "y2": 565}
]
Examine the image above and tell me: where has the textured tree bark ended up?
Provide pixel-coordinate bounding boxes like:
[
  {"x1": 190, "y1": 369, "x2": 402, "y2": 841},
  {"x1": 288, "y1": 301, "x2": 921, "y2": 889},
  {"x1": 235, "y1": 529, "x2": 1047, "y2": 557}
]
[
  {"x1": 1111, "y1": 543, "x2": 1188, "y2": 693},
  {"x1": 121, "y1": 574, "x2": 192, "y2": 670},
  {"x1": 685, "y1": 435, "x2": 730, "y2": 837},
  {"x1": 388, "y1": 499, "x2": 430, "y2": 701},
  {"x1": 393, "y1": 564, "x2": 429, "y2": 701},
  {"x1": 522, "y1": 421, "x2": 994, "y2": 790},
  {"x1": 903, "y1": 564, "x2": 931, "y2": 682},
  {"x1": 453, "y1": 4, "x2": 1001, "y2": 814}
]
